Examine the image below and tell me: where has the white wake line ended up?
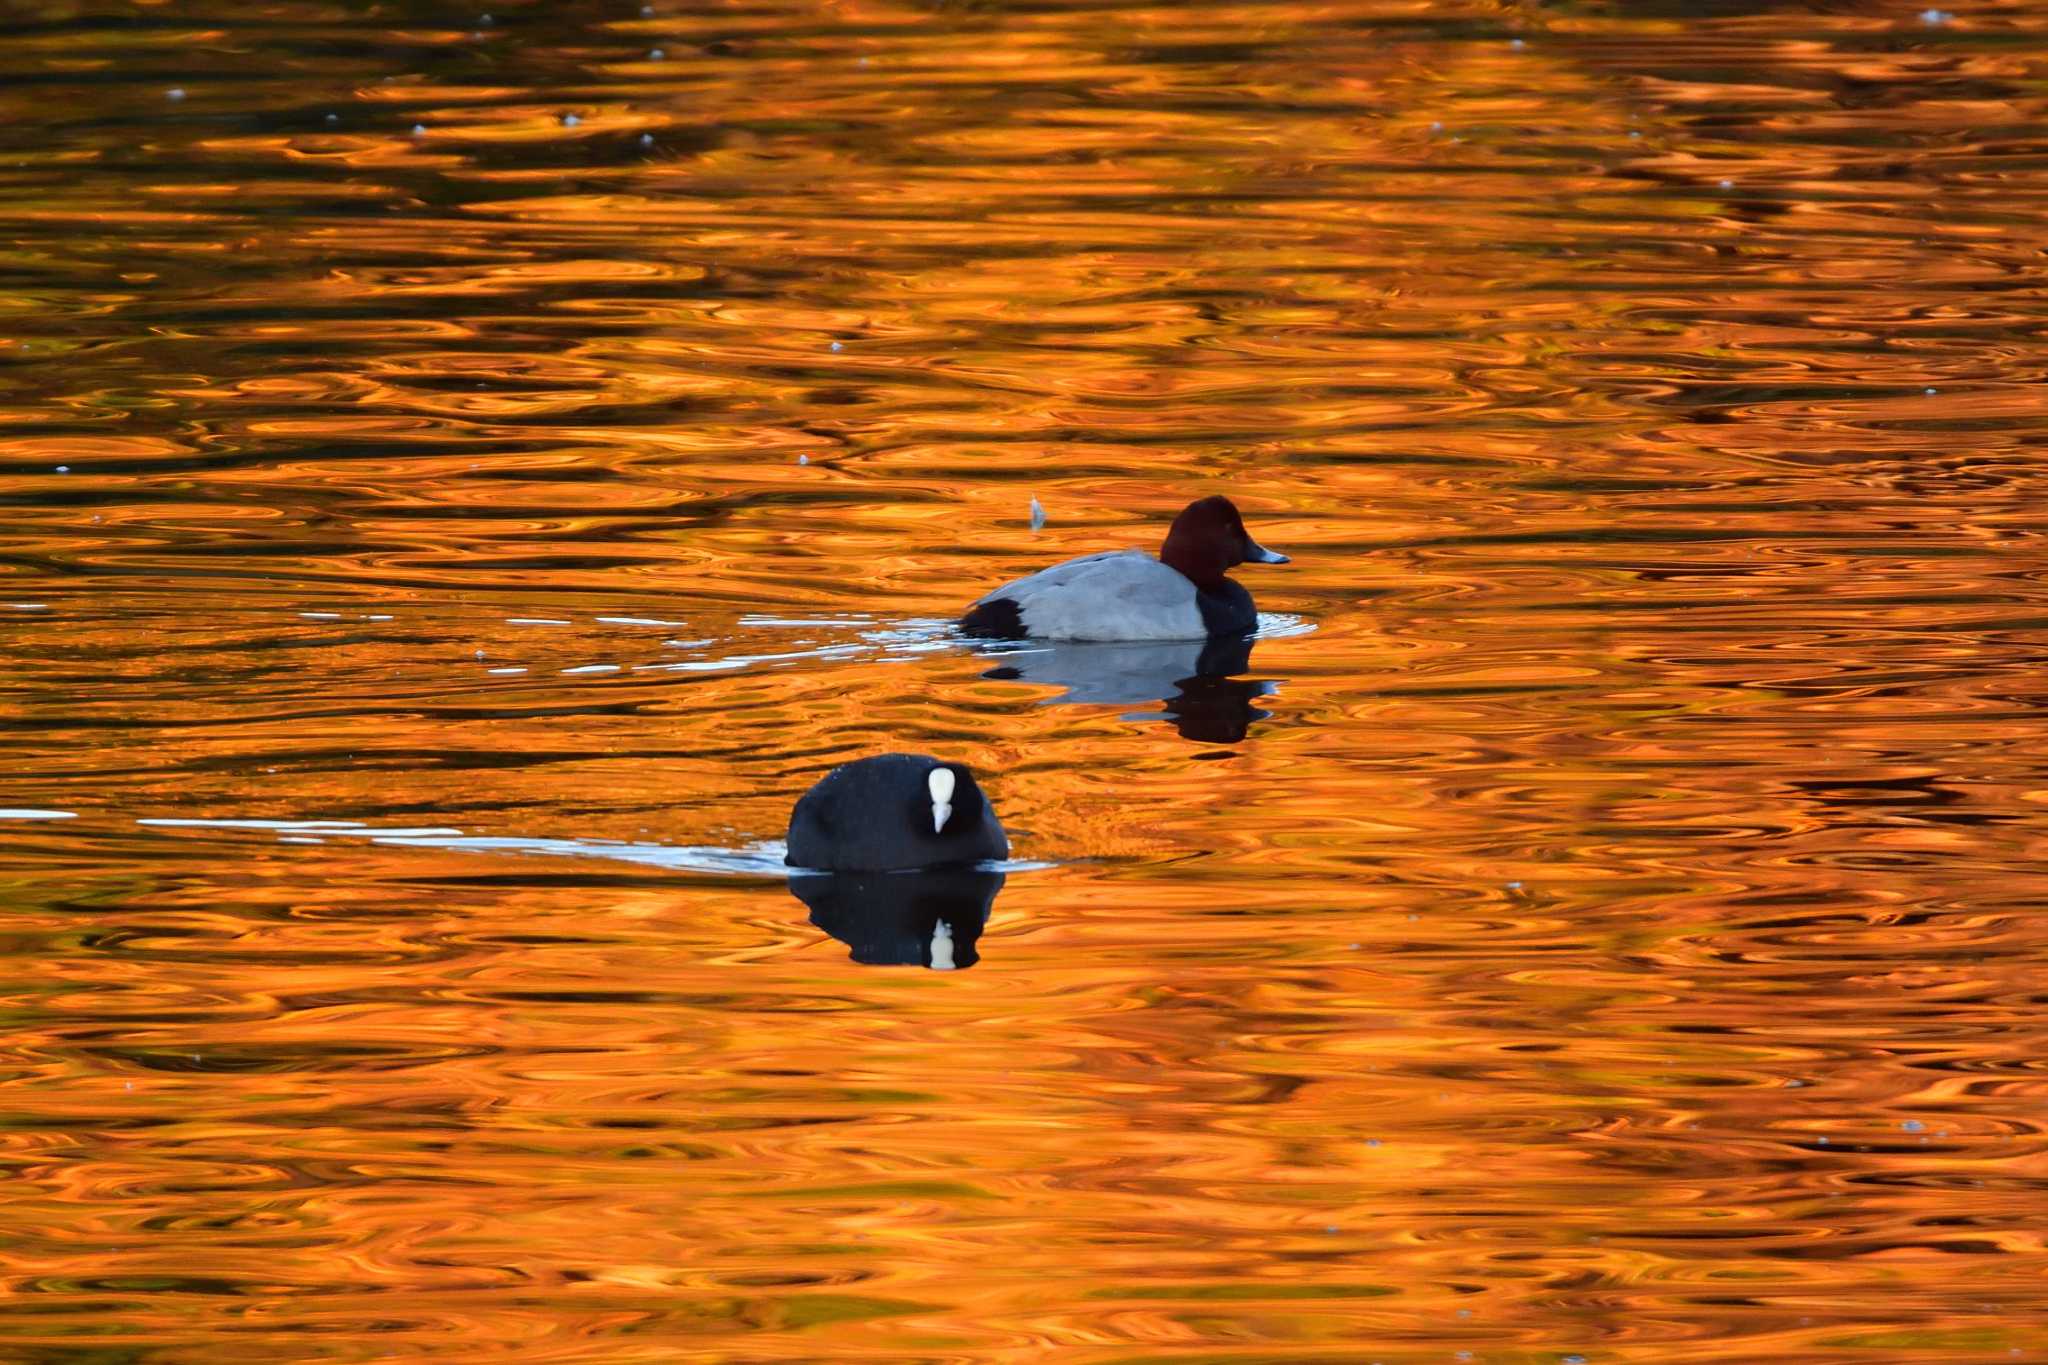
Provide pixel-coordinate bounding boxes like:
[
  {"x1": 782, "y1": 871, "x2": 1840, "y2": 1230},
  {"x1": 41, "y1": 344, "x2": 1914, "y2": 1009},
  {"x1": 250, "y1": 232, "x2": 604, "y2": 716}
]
[{"x1": 133, "y1": 817, "x2": 1048, "y2": 877}]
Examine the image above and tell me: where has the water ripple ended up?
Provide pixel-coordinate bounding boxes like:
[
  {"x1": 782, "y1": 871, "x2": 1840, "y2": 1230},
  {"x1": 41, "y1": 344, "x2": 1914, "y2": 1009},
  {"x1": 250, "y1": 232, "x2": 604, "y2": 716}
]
[{"x1": 6, "y1": 2, "x2": 2048, "y2": 1360}]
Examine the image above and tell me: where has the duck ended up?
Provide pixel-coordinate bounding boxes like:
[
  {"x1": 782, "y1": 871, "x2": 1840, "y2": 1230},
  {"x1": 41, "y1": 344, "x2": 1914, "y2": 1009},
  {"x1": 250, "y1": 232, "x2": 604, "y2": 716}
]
[
  {"x1": 785, "y1": 753, "x2": 1008, "y2": 872},
  {"x1": 960, "y1": 495, "x2": 1288, "y2": 641}
]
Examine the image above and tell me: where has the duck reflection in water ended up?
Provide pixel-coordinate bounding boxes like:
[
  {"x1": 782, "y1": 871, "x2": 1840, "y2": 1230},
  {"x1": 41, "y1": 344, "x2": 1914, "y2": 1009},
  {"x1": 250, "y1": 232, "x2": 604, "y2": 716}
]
[
  {"x1": 788, "y1": 868, "x2": 1004, "y2": 970},
  {"x1": 978, "y1": 633, "x2": 1274, "y2": 743}
]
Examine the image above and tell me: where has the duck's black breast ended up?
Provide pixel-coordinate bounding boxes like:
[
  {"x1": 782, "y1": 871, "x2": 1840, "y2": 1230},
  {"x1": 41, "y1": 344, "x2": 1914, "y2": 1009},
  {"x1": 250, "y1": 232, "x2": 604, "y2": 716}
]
[
  {"x1": 960, "y1": 596, "x2": 1026, "y2": 639},
  {"x1": 1195, "y1": 578, "x2": 1257, "y2": 637}
]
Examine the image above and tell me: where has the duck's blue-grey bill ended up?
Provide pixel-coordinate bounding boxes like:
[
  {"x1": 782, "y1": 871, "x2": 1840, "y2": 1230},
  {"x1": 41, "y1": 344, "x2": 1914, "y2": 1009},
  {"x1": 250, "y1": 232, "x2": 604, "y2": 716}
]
[{"x1": 1247, "y1": 539, "x2": 1290, "y2": 564}]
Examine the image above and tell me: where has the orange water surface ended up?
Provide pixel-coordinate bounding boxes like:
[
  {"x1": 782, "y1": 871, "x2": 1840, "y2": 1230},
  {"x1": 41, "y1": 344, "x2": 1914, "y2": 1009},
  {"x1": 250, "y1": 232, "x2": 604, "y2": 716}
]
[{"x1": 5, "y1": 1, "x2": 2048, "y2": 1360}]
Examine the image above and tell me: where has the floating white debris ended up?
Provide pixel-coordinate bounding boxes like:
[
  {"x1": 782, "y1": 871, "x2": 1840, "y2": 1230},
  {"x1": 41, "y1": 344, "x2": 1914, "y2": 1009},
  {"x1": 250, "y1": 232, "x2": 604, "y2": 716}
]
[
  {"x1": 1925, "y1": 386, "x2": 1938, "y2": 395},
  {"x1": 1029, "y1": 496, "x2": 1046, "y2": 530},
  {"x1": 649, "y1": 48, "x2": 665, "y2": 59},
  {"x1": 1920, "y1": 7, "x2": 1952, "y2": 23},
  {"x1": 561, "y1": 113, "x2": 581, "y2": 127},
  {"x1": 166, "y1": 87, "x2": 186, "y2": 101},
  {"x1": 1719, "y1": 178, "x2": 1734, "y2": 188},
  {"x1": 640, "y1": 132, "x2": 654, "y2": 146},
  {"x1": 506, "y1": 617, "x2": 571, "y2": 625},
  {"x1": 829, "y1": 340, "x2": 843, "y2": 352},
  {"x1": 1509, "y1": 37, "x2": 1525, "y2": 49},
  {"x1": 364, "y1": 614, "x2": 393, "y2": 621},
  {"x1": 562, "y1": 664, "x2": 621, "y2": 674},
  {"x1": 412, "y1": 124, "x2": 426, "y2": 136},
  {"x1": 797, "y1": 453, "x2": 809, "y2": 465},
  {"x1": 488, "y1": 666, "x2": 528, "y2": 675},
  {"x1": 7, "y1": 603, "x2": 48, "y2": 611},
  {"x1": 0, "y1": 809, "x2": 77, "y2": 821},
  {"x1": 299, "y1": 611, "x2": 343, "y2": 620},
  {"x1": 596, "y1": 616, "x2": 688, "y2": 627},
  {"x1": 54, "y1": 465, "x2": 68, "y2": 473}
]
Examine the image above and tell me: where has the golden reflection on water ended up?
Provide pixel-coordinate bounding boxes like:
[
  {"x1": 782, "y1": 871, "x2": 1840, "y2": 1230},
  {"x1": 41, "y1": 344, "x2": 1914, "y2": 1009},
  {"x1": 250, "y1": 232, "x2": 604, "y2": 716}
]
[{"x1": 6, "y1": 0, "x2": 2048, "y2": 1359}]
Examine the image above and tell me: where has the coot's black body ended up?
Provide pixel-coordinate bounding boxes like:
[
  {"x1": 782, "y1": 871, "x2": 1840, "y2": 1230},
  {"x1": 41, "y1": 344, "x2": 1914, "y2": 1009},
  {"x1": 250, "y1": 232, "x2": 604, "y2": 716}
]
[
  {"x1": 784, "y1": 753, "x2": 1008, "y2": 872},
  {"x1": 789, "y1": 868, "x2": 1004, "y2": 969}
]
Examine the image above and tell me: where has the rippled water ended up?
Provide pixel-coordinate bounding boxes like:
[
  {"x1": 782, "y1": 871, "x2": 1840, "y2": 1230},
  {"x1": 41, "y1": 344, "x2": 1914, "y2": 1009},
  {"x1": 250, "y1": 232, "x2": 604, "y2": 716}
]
[{"x1": 6, "y1": 1, "x2": 2048, "y2": 1359}]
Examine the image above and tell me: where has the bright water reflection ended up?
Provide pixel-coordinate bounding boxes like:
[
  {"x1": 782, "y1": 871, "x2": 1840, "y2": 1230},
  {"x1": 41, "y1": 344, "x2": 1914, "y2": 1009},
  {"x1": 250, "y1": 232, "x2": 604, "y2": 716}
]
[{"x1": 6, "y1": 0, "x2": 2048, "y2": 1359}]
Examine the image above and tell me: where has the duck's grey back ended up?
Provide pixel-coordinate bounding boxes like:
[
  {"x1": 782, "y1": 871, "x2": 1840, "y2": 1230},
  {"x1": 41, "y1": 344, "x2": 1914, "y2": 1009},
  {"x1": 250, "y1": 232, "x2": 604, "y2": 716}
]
[{"x1": 971, "y1": 550, "x2": 1208, "y2": 641}]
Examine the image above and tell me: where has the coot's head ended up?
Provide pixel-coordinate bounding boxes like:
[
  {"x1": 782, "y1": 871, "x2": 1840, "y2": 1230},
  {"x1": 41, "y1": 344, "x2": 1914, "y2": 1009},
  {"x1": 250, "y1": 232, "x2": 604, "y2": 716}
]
[
  {"x1": 1159, "y1": 495, "x2": 1288, "y2": 588},
  {"x1": 922, "y1": 761, "x2": 989, "y2": 842}
]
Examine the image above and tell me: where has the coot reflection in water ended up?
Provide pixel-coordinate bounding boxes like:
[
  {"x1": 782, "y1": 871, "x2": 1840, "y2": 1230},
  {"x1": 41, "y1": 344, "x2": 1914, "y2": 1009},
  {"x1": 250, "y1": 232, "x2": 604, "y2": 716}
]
[
  {"x1": 789, "y1": 868, "x2": 1005, "y2": 970},
  {"x1": 979, "y1": 634, "x2": 1273, "y2": 743}
]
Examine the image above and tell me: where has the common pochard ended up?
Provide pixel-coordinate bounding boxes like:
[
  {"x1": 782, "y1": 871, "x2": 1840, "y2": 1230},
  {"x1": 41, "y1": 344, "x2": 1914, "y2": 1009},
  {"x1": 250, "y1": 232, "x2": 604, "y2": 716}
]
[{"x1": 961, "y1": 495, "x2": 1288, "y2": 641}]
